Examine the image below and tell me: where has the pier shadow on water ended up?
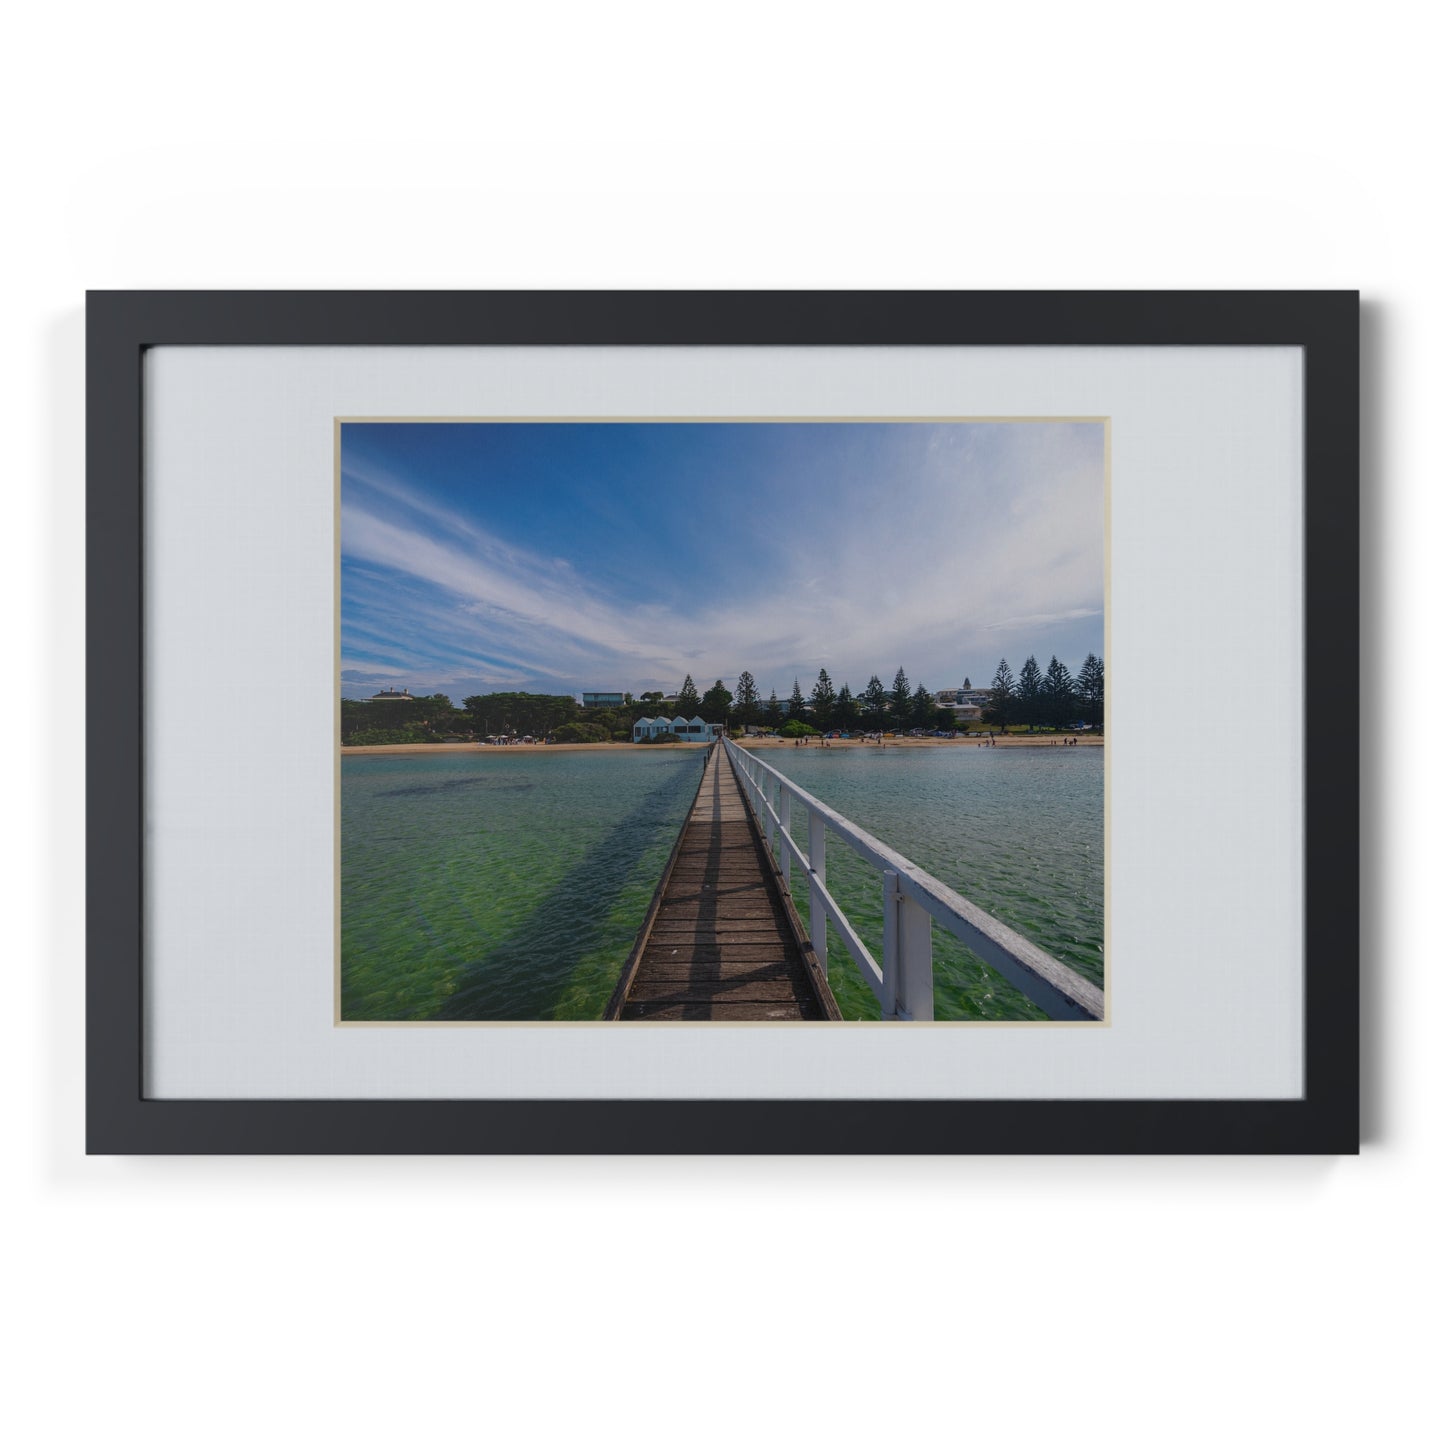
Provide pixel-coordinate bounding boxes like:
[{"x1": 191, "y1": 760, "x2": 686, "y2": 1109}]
[
  {"x1": 377, "y1": 777, "x2": 535, "y2": 800},
  {"x1": 432, "y1": 757, "x2": 703, "y2": 1021}
]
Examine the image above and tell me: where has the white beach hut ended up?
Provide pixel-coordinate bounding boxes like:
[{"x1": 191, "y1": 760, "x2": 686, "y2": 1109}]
[{"x1": 631, "y1": 715, "x2": 719, "y2": 742}]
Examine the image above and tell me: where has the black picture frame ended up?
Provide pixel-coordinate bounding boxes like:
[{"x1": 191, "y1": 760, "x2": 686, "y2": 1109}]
[{"x1": 87, "y1": 290, "x2": 1359, "y2": 1154}]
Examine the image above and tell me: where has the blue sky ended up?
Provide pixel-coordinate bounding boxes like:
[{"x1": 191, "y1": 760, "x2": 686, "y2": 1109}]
[{"x1": 340, "y1": 421, "x2": 1104, "y2": 705}]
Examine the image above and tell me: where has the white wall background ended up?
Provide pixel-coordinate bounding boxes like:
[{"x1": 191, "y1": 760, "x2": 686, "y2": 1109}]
[{"x1": 4, "y1": 4, "x2": 1433, "y2": 1442}]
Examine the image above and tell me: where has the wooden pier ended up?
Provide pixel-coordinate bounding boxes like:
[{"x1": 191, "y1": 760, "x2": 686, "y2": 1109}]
[{"x1": 606, "y1": 743, "x2": 840, "y2": 1021}]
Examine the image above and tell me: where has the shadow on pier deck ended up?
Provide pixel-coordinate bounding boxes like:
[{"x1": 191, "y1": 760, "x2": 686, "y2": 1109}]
[{"x1": 606, "y1": 743, "x2": 840, "y2": 1021}]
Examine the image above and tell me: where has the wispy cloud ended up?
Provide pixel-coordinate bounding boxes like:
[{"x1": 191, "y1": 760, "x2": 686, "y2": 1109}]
[{"x1": 340, "y1": 422, "x2": 1104, "y2": 701}]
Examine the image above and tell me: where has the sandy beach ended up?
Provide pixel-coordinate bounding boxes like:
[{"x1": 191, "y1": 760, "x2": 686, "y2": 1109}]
[{"x1": 341, "y1": 735, "x2": 1102, "y2": 756}]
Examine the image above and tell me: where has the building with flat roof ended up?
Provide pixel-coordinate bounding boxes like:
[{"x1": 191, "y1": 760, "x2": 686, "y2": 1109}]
[{"x1": 581, "y1": 691, "x2": 625, "y2": 708}]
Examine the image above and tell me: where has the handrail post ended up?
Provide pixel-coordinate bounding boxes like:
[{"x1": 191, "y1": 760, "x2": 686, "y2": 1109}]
[
  {"x1": 883, "y1": 871, "x2": 934, "y2": 1020},
  {"x1": 883, "y1": 869, "x2": 901, "y2": 1018},
  {"x1": 808, "y1": 807, "x2": 827, "y2": 976},
  {"x1": 779, "y1": 789, "x2": 791, "y2": 891},
  {"x1": 898, "y1": 891, "x2": 935, "y2": 1021},
  {"x1": 763, "y1": 771, "x2": 775, "y2": 851}
]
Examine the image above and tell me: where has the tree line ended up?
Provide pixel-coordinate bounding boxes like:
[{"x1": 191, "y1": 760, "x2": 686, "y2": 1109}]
[
  {"x1": 339, "y1": 654, "x2": 1103, "y2": 745},
  {"x1": 341, "y1": 688, "x2": 678, "y2": 745},
  {"x1": 340, "y1": 691, "x2": 581, "y2": 746},
  {"x1": 341, "y1": 676, "x2": 749, "y2": 745},
  {"x1": 728, "y1": 655, "x2": 1102, "y2": 734},
  {"x1": 985, "y1": 653, "x2": 1104, "y2": 732},
  {"x1": 739, "y1": 667, "x2": 950, "y2": 733}
]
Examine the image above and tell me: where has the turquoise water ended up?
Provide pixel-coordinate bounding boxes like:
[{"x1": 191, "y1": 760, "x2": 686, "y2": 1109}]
[
  {"x1": 341, "y1": 748, "x2": 706, "y2": 1020},
  {"x1": 757, "y1": 745, "x2": 1104, "y2": 1021}
]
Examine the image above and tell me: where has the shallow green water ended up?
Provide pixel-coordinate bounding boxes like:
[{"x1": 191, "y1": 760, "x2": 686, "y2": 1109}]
[
  {"x1": 341, "y1": 748, "x2": 706, "y2": 1020},
  {"x1": 757, "y1": 745, "x2": 1104, "y2": 1021},
  {"x1": 341, "y1": 743, "x2": 1102, "y2": 1023}
]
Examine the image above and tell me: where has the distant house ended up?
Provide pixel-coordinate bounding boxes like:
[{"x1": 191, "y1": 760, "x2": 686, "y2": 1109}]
[
  {"x1": 932, "y1": 687, "x2": 984, "y2": 723},
  {"x1": 581, "y1": 691, "x2": 624, "y2": 709},
  {"x1": 632, "y1": 715, "x2": 721, "y2": 742},
  {"x1": 936, "y1": 686, "x2": 991, "y2": 708},
  {"x1": 367, "y1": 688, "x2": 414, "y2": 701}
]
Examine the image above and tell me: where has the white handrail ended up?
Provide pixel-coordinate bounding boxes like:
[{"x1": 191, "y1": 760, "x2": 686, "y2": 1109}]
[{"x1": 721, "y1": 737, "x2": 1104, "y2": 1022}]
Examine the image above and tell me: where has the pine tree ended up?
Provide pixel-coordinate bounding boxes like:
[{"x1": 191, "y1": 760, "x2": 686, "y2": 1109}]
[
  {"x1": 890, "y1": 667, "x2": 911, "y2": 725},
  {"x1": 676, "y1": 674, "x2": 700, "y2": 715},
  {"x1": 910, "y1": 683, "x2": 934, "y2": 729},
  {"x1": 861, "y1": 674, "x2": 888, "y2": 729},
  {"x1": 763, "y1": 690, "x2": 784, "y2": 728},
  {"x1": 734, "y1": 670, "x2": 760, "y2": 728},
  {"x1": 1077, "y1": 653, "x2": 1105, "y2": 731},
  {"x1": 788, "y1": 677, "x2": 808, "y2": 723},
  {"x1": 986, "y1": 658, "x2": 1014, "y2": 730},
  {"x1": 811, "y1": 669, "x2": 837, "y2": 730},
  {"x1": 834, "y1": 682, "x2": 859, "y2": 730},
  {"x1": 700, "y1": 678, "x2": 733, "y2": 723},
  {"x1": 1017, "y1": 656, "x2": 1042, "y2": 730},
  {"x1": 1042, "y1": 656, "x2": 1075, "y2": 730}
]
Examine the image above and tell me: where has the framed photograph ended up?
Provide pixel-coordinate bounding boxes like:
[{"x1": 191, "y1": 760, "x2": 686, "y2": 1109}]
[{"x1": 87, "y1": 291, "x2": 1358, "y2": 1153}]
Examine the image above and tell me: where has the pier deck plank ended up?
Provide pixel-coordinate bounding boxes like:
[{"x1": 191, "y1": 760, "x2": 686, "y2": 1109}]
[{"x1": 612, "y1": 745, "x2": 839, "y2": 1022}]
